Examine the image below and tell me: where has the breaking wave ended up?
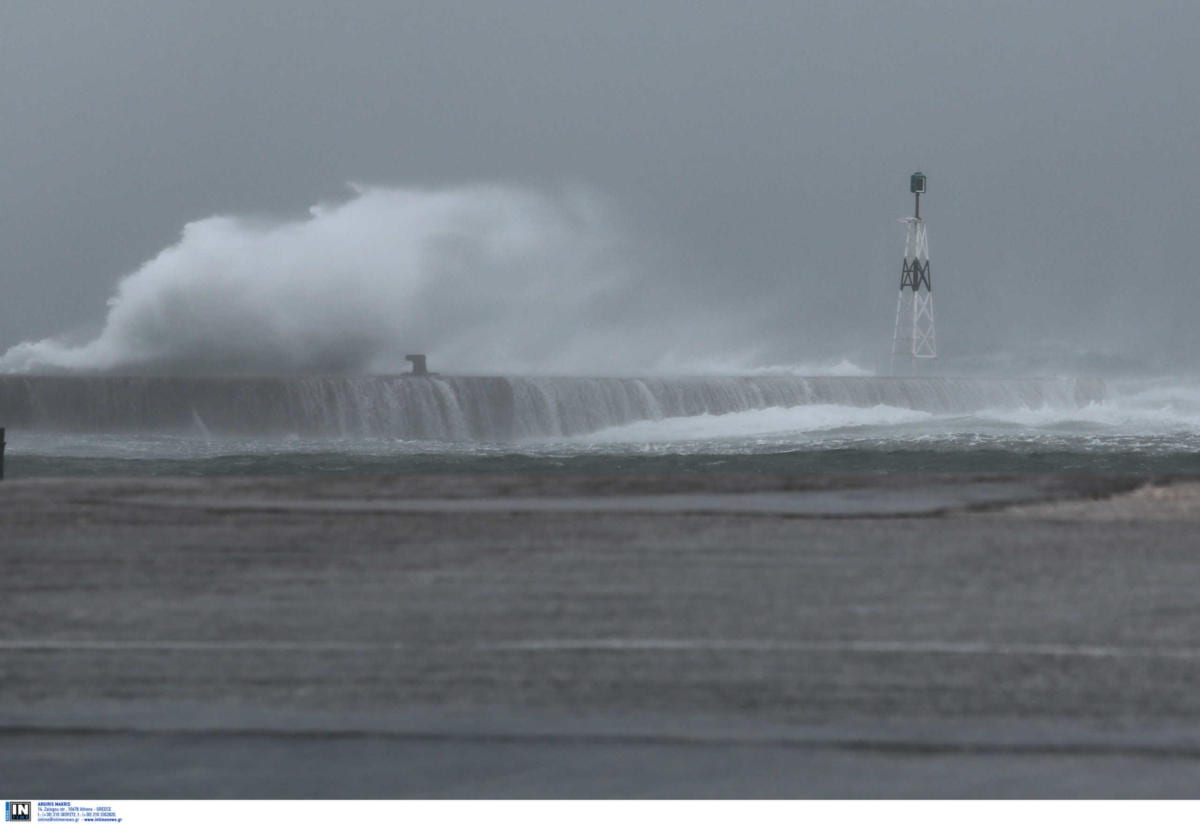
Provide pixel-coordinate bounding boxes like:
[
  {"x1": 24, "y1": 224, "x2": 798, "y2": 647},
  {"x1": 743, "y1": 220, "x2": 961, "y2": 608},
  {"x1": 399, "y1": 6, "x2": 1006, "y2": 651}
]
[
  {"x1": 576, "y1": 378, "x2": 1200, "y2": 447},
  {"x1": 0, "y1": 185, "x2": 759, "y2": 376},
  {"x1": 583, "y1": 403, "x2": 931, "y2": 443}
]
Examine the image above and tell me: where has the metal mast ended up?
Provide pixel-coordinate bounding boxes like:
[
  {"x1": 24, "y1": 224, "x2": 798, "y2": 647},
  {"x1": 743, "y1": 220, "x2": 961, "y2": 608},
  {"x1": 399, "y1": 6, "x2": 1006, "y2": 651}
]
[{"x1": 891, "y1": 171, "x2": 936, "y2": 373}]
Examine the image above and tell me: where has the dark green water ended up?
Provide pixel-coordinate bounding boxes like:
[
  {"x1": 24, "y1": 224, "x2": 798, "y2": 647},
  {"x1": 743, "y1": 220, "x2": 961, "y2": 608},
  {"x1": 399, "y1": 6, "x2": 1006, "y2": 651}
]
[{"x1": 8, "y1": 430, "x2": 1200, "y2": 478}]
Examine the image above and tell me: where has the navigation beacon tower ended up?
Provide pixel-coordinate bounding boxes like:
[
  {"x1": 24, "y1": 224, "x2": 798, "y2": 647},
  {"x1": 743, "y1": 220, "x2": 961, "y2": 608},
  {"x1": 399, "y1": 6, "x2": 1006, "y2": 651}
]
[{"x1": 891, "y1": 171, "x2": 936, "y2": 373}]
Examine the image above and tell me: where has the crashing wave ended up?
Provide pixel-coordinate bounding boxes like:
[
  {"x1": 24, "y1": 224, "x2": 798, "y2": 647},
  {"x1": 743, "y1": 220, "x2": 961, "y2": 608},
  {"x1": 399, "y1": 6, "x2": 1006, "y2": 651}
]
[{"x1": 0, "y1": 375, "x2": 1106, "y2": 440}]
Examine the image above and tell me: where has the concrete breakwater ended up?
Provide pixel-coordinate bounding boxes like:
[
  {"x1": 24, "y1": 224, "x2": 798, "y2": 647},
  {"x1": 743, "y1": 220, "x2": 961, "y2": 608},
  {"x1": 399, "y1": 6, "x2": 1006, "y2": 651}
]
[{"x1": 0, "y1": 375, "x2": 1106, "y2": 440}]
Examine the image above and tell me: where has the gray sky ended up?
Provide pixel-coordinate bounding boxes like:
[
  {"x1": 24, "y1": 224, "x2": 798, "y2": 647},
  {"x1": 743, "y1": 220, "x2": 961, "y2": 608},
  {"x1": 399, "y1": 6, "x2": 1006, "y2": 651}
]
[{"x1": 1, "y1": 0, "x2": 1198, "y2": 374}]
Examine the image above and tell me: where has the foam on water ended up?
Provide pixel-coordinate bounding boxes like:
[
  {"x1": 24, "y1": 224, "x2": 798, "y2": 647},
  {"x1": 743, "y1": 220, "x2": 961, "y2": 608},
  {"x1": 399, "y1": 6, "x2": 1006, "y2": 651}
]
[
  {"x1": 968, "y1": 381, "x2": 1200, "y2": 433},
  {"x1": 573, "y1": 379, "x2": 1200, "y2": 446},
  {"x1": 583, "y1": 403, "x2": 933, "y2": 443}
]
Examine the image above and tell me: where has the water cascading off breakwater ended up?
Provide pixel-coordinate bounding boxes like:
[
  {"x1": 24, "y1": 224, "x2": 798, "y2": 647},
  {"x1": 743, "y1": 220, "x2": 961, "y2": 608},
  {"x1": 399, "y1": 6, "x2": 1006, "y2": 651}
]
[{"x1": 0, "y1": 375, "x2": 1106, "y2": 440}]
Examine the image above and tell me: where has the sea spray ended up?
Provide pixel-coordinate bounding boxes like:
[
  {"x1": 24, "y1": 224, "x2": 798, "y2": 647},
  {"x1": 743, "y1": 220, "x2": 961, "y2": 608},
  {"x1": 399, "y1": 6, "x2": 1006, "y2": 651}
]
[{"x1": 0, "y1": 185, "x2": 758, "y2": 376}]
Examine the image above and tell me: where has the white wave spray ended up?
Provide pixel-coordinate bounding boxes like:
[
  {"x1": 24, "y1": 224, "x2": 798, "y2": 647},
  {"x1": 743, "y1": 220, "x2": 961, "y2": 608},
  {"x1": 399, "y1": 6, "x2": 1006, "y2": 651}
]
[
  {"x1": 583, "y1": 403, "x2": 931, "y2": 443},
  {"x1": 0, "y1": 184, "x2": 772, "y2": 376},
  {"x1": 574, "y1": 378, "x2": 1200, "y2": 448}
]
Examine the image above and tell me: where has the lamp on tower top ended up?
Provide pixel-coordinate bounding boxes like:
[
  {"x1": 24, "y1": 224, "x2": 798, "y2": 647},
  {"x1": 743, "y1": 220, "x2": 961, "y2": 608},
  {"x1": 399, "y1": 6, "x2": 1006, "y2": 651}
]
[{"x1": 910, "y1": 171, "x2": 927, "y2": 219}]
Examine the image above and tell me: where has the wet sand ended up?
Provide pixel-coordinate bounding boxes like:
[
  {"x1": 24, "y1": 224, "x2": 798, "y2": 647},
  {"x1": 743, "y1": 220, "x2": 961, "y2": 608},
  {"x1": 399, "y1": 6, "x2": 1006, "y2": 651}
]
[{"x1": 4, "y1": 473, "x2": 1200, "y2": 797}]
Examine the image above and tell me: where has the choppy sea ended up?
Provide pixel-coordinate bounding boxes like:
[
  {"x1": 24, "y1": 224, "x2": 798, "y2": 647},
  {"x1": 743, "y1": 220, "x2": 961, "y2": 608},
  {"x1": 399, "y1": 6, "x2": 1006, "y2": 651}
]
[{"x1": 7, "y1": 377, "x2": 1200, "y2": 477}]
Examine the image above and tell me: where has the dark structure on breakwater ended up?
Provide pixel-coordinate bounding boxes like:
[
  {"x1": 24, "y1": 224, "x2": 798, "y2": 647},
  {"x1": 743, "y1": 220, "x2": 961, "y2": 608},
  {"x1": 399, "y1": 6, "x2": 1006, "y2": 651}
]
[{"x1": 404, "y1": 354, "x2": 429, "y2": 376}]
